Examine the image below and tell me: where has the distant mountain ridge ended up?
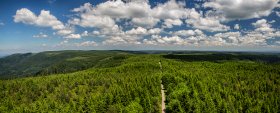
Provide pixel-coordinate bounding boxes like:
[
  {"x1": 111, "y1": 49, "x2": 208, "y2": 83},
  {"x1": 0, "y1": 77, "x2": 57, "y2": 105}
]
[
  {"x1": 1, "y1": 50, "x2": 280, "y2": 79},
  {"x1": 0, "y1": 50, "x2": 130, "y2": 79}
]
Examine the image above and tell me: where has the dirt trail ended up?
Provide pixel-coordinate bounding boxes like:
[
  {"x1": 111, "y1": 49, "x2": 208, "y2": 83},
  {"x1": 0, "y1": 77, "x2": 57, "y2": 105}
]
[
  {"x1": 159, "y1": 61, "x2": 166, "y2": 113},
  {"x1": 161, "y1": 81, "x2": 166, "y2": 113}
]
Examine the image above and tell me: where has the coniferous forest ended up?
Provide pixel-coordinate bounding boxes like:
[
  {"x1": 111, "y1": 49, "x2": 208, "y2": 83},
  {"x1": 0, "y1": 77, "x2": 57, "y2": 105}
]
[{"x1": 0, "y1": 51, "x2": 279, "y2": 112}]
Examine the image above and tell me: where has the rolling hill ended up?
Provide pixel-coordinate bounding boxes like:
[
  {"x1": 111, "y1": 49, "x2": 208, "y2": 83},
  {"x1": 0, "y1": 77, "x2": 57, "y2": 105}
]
[
  {"x1": 0, "y1": 50, "x2": 129, "y2": 79},
  {"x1": 0, "y1": 51, "x2": 280, "y2": 112}
]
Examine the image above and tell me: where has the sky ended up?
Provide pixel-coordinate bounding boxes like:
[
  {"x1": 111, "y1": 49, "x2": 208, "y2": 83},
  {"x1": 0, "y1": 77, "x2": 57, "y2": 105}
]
[{"x1": 0, "y1": 0, "x2": 280, "y2": 54}]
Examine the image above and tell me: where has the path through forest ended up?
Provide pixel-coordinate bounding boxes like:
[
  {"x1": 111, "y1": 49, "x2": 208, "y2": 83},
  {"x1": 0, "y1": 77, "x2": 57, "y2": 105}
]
[
  {"x1": 161, "y1": 81, "x2": 166, "y2": 113},
  {"x1": 159, "y1": 61, "x2": 166, "y2": 113}
]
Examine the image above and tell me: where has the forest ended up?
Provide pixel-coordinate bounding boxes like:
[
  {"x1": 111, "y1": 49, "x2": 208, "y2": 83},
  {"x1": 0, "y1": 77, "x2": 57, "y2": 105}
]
[{"x1": 0, "y1": 51, "x2": 279, "y2": 112}]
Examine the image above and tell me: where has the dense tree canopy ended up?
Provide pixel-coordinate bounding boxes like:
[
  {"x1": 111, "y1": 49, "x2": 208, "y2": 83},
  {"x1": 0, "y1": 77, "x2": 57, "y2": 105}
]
[{"x1": 0, "y1": 51, "x2": 279, "y2": 112}]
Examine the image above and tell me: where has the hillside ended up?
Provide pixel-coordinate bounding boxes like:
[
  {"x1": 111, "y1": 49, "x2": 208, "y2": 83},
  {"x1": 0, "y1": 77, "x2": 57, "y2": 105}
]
[
  {"x1": 0, "y1": 51, "x2": 280, "y2": 112},
  {"x1": 0, "y1": 50, "x2": 129, "y2": 79}
]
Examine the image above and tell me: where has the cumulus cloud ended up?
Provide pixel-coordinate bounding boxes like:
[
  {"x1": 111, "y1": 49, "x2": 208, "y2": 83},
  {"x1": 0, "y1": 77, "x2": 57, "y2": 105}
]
[
  {"x1": 70, "y1": 0, "x2": 230, "y2": 36},
  {"x1": 14, "y1": 8, "x2": 37, "y2": 25},
  {"x1": 252, "y1": 19, "x2": 275, "y2": 33},
  {"x1": 276, "y1": 41, "x2": 280, "y2": 45},
  {"x1": 234, "y1": 24, "x2": 240, "y2": 30},
  {"x1": 65, "y1": 34, "x2": 81, "y2": 39},
  {"x1": 131, "y1": 17, "x2": 159, "y2": 28},
  {"x1": 14, "y1": 8, "x2": 77, "y2": 38},
  {"x1": 69, "y1": 14, "x2": 116, "y2": 29},
  {"x1": 102, "y1": 36, "x2": 129, "y2": 45},
  {"x1": 276, "y1": 11, "x2": 280, "y2": 17},
  {"x1": 203, "y1": 0, "x2": 279, "y2": 21},
  {"x1": 211, "y1": 32, "x2": 241, "y2": 45},
  {"x1": 151, "y1": 0, "x2": 188, "y2": 19},
  {"x1": 144, "y1": 35, "x2": 185, "y2": 45},
  {"x1": 57, "y1": 29, "x2": 73, "y2": 36},
  {"x1": 126, "y1": 27, "x2": 148, "y2": 35},
  {"x1": 81, "y1": 31, "x2": 89, "y2": 37},
  {"x1": 185, "y1": 9, "x2": 230, "y2": 32},
  {"x1": 13, "y1": 0, "x2": 280, "y2": 48},
  {"x1": 163, "y1": 19, "x2": 183, "y2": 28},
  {"x1": 14, "y1": 8, "x2": 65, "y2": 30},
  {"x1": 76, "y1": 41, "x2": 97, "y2": 46},
  {"x1": 33, "y1": 32, "x2": 48, "y2": 38},
  {"x1": 148, "y1": 28, "x2": 162, "y2": 34},
  {"x1": 172, "y1": 29, "x2": 203, "y2": 37}
]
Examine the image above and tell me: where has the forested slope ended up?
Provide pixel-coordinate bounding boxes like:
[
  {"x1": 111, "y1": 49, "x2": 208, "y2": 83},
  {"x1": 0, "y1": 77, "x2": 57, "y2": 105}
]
[
  {"x1": 0, "y1": 50, "x2": 129, "y2": 79},
  {"x1": 0, "y1": 52, "x2": 279, "y2": 112},
  {"x1": 162, "y1": 56, "x2": 280, "y2": 112},
  {"x1": 0, "y1": 55, "x2": 162, "y2": 112}
]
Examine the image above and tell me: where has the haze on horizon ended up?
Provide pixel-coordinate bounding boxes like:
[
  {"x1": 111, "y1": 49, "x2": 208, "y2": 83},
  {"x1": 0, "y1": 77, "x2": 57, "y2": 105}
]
[{"x1": 0, "y1": 0, "x2": 280, "y2": 54}]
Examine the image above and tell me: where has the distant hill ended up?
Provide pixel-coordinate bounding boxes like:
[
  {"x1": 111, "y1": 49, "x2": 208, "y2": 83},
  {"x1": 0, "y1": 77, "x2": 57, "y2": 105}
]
[
  {"x1": 0, "y1": 53, "x2": 9, "y2": 58},
  {"x1": 0, "y1": 50, "x2": 130, "y2": 79},
  {"x1": 1, "y1": 50, "x2": 280, "y2": 79},
  {"x1": 0, "y1": 52, "x2": 279, "y2": 112}
]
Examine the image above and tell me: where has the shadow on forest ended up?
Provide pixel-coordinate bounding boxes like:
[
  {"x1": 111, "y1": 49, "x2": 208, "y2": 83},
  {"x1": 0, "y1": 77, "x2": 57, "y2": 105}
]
[{"x1": 162, "y1": 53, "x2": 280, "y2": 63}]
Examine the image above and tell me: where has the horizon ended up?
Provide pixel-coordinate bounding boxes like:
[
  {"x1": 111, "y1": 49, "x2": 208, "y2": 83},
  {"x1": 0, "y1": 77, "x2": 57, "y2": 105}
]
[
  {"x1": 1, "y1": 0, "x2": 280, "y2": 53},
  {"x1": 1, "y1": 49, "x2": 280, "y2": 57}
]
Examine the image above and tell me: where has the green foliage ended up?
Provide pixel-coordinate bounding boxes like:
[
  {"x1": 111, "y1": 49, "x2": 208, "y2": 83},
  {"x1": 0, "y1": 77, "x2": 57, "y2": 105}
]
[
  {"x1": 161, "y1": 56, "x2": 280, "y2": 113},
  {"x1": 0, "y1": 55, "x2": 161, "y2": 112},
  {"x1": 0, "y1": 51, "x2": 279, "y2": 112},
  {"x1": 0, "y1": 50, "x2": 129, "y2": 79}
]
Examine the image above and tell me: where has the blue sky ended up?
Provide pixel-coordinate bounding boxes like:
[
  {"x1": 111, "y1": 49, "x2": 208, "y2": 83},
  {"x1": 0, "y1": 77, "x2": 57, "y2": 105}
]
[{"x1": 0, "y1": 0, "x2": 280, "y2": 54}]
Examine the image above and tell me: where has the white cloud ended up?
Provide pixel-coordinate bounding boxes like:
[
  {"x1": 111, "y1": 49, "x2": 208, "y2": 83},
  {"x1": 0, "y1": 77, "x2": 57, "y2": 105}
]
[
  {"x1": 276, "y1": 41, "x2": 280, "y2": 45},
  {"x1": 185, "y1": 16, "x2": 230, "y2": 32},
  {"x1": 14, "y1": 8, "x2": 37, "y2": 25},
  {"x1": 14, "y1": 8, "x2": 74, "y2": 36},
  {"x1": 276, "y1": 11, "x2": 280, "y2": 17},
  {"x1": 185, "y1": 9, "x2": 230, "y2": 32},
  {"x1": 173, "y1": 30, "x2": 196, "y2": 37},
  {"x1": 71, "y1": 0, "x2": 229, "y2": 33},
  {"x1": 14, "y1": 8, "x2": 65, "y2": 30},
  {"x1": 57, "y1": 29, "x2": 73, "y2": 36},
  {"x1": 126, "y1": 27, "x2": 147, "y2": 35},
  {"x1": 102, "y1": 27, "x2": 162, "y2": 46},
  {"x1": 151, "y1": 0, "x2": 188, "y2": 19},
  {"x1": 81, "y1": 31, "x2": 89, "y2": 37},
  {"x1": 172, "y1": 29, "x2": 204, "y2": 38},
  {"x1": 13, "y1": 0, "x2": 280, "y2": 48},
  {"x1": 269, "y1": 20, "x2": 276, "y2": 23},
  {"x1": 125, "y1": 27, "x2": 162, "y2": 35},
  {"x1": 76, "y1": 41, "x2": 97, "y2": 46},
  {"x1": 144, "y1": 35, "x2": 185, "y2": 45},
  {"x1": 252, "y1": 19, "x2": 275, "y2": 33},
  {"x1": 71, "y1": 15, "x2": 116, "y2": 29},
  {"x1": 102, "y1": 36, "x2": 141, "y2": 45},
  {"x1": 163, "y1": 19, "x2": 183, "y2": 28},
  {"x1": 33, "y1": 32, "x2": 48, "y2": 38},
  {"x1": 95, "y1": 0, "x2": 150, "y2": 18},
  {"x1": 58, "y1": 40, "x2": 68, "y2": 46},
  {"x1": 234, "y1": 24, "x2": 240, "y2": 30},
  {"x1": 65, "y1": 34, "x2": 81, "y2": 39},
  {"x1": 212, "y1": 32, "x2": 241, "y2": 45},
  {"x1": 131, "y1": 17, "x2": 159, "y2": 28},
  {"x1": 148, "y1": 28, "x2": 162, "y2": 34},
  {"x1": 93, "y1": 31, "x2": 100, "y2": 35},
  {"x1": 71, "y1": 1, "x2": 153, "y2": 29},
  {"x1": 203, "y1": 0, "x2": 279, "y2": 21}
]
